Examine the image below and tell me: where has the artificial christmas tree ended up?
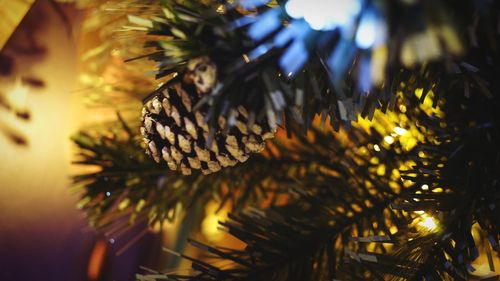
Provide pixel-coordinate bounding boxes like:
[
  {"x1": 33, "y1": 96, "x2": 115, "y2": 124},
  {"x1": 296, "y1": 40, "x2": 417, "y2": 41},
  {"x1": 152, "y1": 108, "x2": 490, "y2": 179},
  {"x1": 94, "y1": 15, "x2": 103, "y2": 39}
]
[{"x1": 72, "y1": 0, "x2": 500, "y2": 280}]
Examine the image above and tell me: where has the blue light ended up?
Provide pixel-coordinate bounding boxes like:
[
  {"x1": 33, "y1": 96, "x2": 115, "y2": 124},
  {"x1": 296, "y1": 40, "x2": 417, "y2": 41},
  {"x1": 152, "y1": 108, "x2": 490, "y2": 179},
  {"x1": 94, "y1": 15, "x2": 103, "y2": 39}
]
[
  {"x1": 248, "y1": 9, "x2": 282, "y2": 41},
  {"x1": 357, "y1": 56, "x2": 372, "y2": 92},
  {"x1": 230, "y1": 16, "x2": 257, "y2": 29},
  {"x1": 237, "y1": 0, "x2": 387, "y2": 90},
  {"x1": 355, "y1": 10, "x2": 386, "y2": 49},
  {"x1": 328, "y1": 38, "x2": 357, "y2": 80},
  {"x1": 249, "y1": 43, "x2": 273, "y2": 60},
  {"x1": 279, "y1": 40, "x2": 309, "y2": 78},
  {"x1": 273, "y1": 19, "x2": 309, "y2": 47}
]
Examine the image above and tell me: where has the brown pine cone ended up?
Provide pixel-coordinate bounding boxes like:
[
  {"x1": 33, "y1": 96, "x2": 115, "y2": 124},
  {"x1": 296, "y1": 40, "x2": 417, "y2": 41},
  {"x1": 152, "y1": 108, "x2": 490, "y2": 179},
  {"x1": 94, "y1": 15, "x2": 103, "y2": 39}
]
[{"x1": 140, "y1": 57, "x2": 275, "y2": 175}]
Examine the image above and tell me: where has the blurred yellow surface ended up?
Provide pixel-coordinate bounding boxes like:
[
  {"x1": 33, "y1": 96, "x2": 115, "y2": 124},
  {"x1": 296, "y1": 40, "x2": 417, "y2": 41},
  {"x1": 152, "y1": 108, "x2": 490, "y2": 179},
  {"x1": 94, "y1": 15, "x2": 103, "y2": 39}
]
[{"x1": 0, "y1": 0, "x2": 36, "y2": 50}]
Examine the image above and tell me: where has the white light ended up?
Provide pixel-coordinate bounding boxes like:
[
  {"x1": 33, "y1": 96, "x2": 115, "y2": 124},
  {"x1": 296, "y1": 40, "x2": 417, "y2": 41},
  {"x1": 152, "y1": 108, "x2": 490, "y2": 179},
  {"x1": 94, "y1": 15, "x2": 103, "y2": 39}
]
[
  {"x1": 394, "y1": 127, "x2": 408, "y2": 136},
  {"x1": 355, "y1": 12, "x2": 377, "y2": 49},
  {"x1": 417, "y1": 215, "x2": 439, "y2": 232},
  {"x1": 285, "y1": 0, "x2": 360, "y2": 31},
  {"x1": 284, "y1": 0, "x2": 305, "y2": 19},
  {"x1": 355, "y1": 10, "x2": 387, "y2": 49},
  {"x1": 384, "y1": 136, "x2": 394, "y2": 144}
]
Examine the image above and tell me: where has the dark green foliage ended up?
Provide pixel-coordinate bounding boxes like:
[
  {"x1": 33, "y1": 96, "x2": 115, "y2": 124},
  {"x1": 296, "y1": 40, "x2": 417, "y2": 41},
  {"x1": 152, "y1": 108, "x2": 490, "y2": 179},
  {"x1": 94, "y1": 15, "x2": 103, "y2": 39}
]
[
  {"x1": 135, "y1": 90, "x2": 500, "y2": 281},
  {"x1": 138, "y1": 0, "x2": 499, "y2": 135},
  {"x1": 75, "y1": 0, "x2": 500, "y2": 280}
]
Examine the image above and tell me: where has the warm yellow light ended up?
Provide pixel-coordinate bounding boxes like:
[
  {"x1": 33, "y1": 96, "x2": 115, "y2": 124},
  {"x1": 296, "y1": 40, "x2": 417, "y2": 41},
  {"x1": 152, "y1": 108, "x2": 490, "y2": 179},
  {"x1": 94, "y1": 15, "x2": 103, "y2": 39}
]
[
  {"x1": 384, "y1": 136, "x2": 394, "y2": 144},
  {"x1": 394, "y1": 127, "x2": 408, "y2": 136},
  {"x1": 416, "y1": 213, "x2": 439, "y2": 232},
  {"x1": 421, "y1": 184, "x2": 429, "y2": 190},
  {"x1": 118, "y1": 198, "x2": 130, "y2": 210},
  {"x1": 389, "y1": 225, "x2": 398, "y2": 234},
  {"x1": 376, "y1": 164, "x2": 386, "y2": 176},
  {"x1": 201, "y1": 201, "x2": 228, "y2": 242},
  {"x1": 373, "y1": 144, "x2": 381, "y2": 152},
  {"x1": 6, "y1": 80, "x2": 28, "y2": 109},
  {"x1": 202, "y1": 213, "x2": 222, "y2": 239}
]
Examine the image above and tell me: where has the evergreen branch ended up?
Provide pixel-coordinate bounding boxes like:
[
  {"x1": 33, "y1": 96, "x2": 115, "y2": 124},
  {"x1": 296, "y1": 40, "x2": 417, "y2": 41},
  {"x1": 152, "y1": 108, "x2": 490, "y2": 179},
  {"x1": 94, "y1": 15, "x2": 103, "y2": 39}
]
[
  {"x1": 136, "y1": 120, "x2": 426, "y2": 280},
  {"x1": 128, "y1": 0, "x2": 500, "y2": 135}
]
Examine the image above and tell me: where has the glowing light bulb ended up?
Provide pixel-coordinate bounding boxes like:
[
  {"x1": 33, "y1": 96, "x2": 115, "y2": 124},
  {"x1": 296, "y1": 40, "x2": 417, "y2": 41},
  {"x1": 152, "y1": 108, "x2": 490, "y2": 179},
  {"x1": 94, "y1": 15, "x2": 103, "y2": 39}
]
[
  {"x1": 394, "y1": 127, "x2": 408, "y2": 136},
  {"x1": 355, "y1": 9, "x2": 387, "y2": 49},
  {"x1": 285, "y1": 0, "x2": 360, "y2": 31},
  {"x1": 201, "y1": 213, "x2": 221, "y2": 239},
  {"x1": 418, "y1": 215, "x2": 438, "y2": 231},
  {"x1": 356, "y1": 12, "x2": 377, "y2": 49},
  {"x1": 415, "y1": 213, "x2": 439, "y2": 232},
  {"x1": 384, "y1": 136, "x2": 394, "y2": 144},
  {"x1": 201, "y1": 201, "x2": 228, "y2": 242}
]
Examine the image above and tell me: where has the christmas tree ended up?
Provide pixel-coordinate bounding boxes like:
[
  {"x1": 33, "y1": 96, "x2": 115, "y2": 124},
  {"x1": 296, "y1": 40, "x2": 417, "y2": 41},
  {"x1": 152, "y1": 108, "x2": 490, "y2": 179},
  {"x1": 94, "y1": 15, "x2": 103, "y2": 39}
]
[{"x1": 73, "y1": 0, "x2": 500, "y2": 280}]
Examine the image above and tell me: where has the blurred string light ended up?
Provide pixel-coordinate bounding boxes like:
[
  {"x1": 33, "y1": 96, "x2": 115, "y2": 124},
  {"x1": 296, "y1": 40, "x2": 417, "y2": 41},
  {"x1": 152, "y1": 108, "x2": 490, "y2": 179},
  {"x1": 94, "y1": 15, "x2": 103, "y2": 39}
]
[
  {"x1": 418, "y1": 215, "x2": 439, "y2": 232},
  {"x1": 238, "y1": 0, "x2": 388, "y2": 82},
  {"x1": 414, "y1": 211, "x2": 440, "y2": 232},
  {"x1": 355, "y1": 8, "x2": 387, "y2": 49},
  {"x1": 393, "y1": 126, "x2": 408, "y2": 136},
  {"x1": 284, "y1": 0, "x2": 360, "y2": 31},
  {"x1": 201, "y1": 201, "x2": 229, "y2": 242}
]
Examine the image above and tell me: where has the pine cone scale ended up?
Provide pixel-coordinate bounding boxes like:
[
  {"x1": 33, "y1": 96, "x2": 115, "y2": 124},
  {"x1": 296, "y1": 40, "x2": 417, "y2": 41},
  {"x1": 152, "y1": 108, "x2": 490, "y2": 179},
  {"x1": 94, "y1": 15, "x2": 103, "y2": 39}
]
[{"x1": 141, "y1": 57, "x2": 275, "y2": 175}]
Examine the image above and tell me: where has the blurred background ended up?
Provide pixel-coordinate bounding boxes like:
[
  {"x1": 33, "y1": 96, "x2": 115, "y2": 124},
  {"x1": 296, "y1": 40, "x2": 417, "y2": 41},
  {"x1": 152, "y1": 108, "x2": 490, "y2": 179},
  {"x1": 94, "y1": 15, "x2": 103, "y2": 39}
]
[
  {"x1": 0, "y1": 1, "x2": 157, "y2": 280},
  {"x1": 0, "y1": 1, "x2": 238, "y2": 280}
]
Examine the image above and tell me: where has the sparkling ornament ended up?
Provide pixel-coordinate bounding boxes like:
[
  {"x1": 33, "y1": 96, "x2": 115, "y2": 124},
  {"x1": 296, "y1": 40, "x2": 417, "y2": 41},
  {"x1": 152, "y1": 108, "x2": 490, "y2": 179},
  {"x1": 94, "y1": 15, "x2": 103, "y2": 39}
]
[{"x1": 141, "y1": 57, "x2": 276, "y2": 175}]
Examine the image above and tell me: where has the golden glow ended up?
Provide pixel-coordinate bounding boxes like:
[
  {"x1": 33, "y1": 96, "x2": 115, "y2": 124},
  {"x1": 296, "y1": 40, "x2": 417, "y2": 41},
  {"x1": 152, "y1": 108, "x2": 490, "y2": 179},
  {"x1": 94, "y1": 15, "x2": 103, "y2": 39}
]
[
  {"x1": 376, "y1": 164, "x2": 386, "y2": 176},
  {"x1": 432, "y1": 187, "x2": 444, "y2": 193},
  {"x1": 201, "y1": 201, "x2": 229, "y2": 242},
  {"x1": 383, "y1": 136, "x2": 394, "y2": 144},
  {"x1": 415, "y1": 88, "x2": 444, "y2": 118},
  {"x1": 415, "y1": 213, "x2": 439, "y2": 232},
  {"x1": 202, "y1": 213, "x2": 221, "y2": 239},
  {"x1": 393, "y1": 127, "x2": 408, "y2": 136},
  {"x1": 135, "y1": 199, "x2": 146, "y2": 212},
  {"x1": 118, "y1": 198, "x2": 130, "y2": 210},
  {"x1": 469, "y1": 223, "x2": 500, "y2": 278},
  {"x1": 216, "y1": 4, "x2": 226, "y2": 14},
  {"x1": 389, "y1": 225, "x2": 398, "y2": 234},
  {"x1": 6, "y1": 80, "x2": 28, "y2": 110},
  {"x1": 87, "y1": 239, "x2": 107, "y2": 281}
]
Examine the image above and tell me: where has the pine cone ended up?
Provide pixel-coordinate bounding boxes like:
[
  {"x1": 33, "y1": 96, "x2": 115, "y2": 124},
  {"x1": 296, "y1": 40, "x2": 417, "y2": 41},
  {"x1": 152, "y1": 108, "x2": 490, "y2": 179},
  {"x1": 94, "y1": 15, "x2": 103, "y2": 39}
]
[{"x1": 141, "y1": 58, "x2": 275, "y2": 175}]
